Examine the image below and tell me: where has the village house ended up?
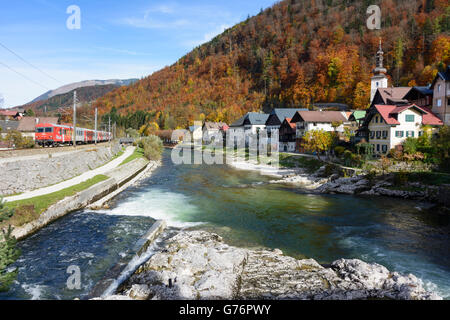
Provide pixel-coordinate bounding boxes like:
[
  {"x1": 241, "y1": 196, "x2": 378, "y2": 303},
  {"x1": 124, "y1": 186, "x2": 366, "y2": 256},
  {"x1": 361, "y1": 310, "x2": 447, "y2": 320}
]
[
  {"x1": 202, "y1": 122, "x2": 229, "y2": 144},
  {"x1": 279, "y1": 118, "x2": 297, "y2": 152},
  {"x1": 0, "y1": 109, "x2": 22, "y2": 120},
  {"x1": 403, "y1": 86, "x2": 433, "y2": 108},
  {"x1": 430, "y1": 65, "x2": 450, "y2": 125},
  {"x1": 189, "y1": 124, "x2": 202, "y2": 143},
  {"x1": 17, "y1": 117, "x2": 59, "y2": 140},
  {"x1": 290, "y1": 110, "x2": 348, "y2": 152},
  {"x1": 365, "y1": 104, "x2": 443, "y2": 155},
  {"x1": 228, "y1": 112, "x2": 269, "y2": 146},
  {"x1": 265, "y1": 108, "x2": 307, "y2": 150}
]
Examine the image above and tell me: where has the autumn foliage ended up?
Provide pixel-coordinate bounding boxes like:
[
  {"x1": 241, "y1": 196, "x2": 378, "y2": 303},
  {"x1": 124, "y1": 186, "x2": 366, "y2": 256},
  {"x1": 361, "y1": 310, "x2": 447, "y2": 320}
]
[{"x1": 94, "y1": 0, "x2": 450, "y2": 130}]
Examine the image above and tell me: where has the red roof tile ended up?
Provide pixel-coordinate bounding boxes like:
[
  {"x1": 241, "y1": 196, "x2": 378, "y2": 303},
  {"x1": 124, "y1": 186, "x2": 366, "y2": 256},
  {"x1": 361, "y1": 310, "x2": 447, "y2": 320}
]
[
  {"x1": 284, "y1": 118, "x2": 296, "y2": 129},
  {"x1": 374, "y1": 104, "x2": 443, "y2": 126}
]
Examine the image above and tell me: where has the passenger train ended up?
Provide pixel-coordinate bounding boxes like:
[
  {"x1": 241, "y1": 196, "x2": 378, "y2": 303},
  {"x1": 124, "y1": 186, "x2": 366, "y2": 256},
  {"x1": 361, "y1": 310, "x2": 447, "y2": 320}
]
[{"x1": 35, "y1": 123, "x2": 111, "y2": 147}]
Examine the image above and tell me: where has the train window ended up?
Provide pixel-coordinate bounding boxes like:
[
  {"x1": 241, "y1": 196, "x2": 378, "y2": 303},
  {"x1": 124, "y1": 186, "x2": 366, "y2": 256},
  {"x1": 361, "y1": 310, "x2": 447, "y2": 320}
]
[
  {"x1": 45, "y1": 127, "x2": 53, "y2": 133},
  {"x1": 36, "y1": 128, "x2": 44, "y2": 133}
]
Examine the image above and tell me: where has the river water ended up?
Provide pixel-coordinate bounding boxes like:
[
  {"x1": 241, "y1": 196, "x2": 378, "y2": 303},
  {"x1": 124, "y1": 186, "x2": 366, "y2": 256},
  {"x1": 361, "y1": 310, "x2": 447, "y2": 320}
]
[{"x1": 1, "y1": 149, "x2": 449, "y2": 299}]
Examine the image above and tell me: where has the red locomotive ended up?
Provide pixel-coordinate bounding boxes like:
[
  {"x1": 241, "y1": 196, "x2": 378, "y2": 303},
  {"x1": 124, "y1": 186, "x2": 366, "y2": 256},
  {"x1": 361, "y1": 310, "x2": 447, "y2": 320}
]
[{"x1": 35, "y1": 123, "x2": 111, "y2": 147}]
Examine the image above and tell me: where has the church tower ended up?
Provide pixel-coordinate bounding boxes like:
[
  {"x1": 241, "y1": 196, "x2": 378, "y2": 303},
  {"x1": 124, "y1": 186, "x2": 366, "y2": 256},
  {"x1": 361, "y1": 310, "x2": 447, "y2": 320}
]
[{"x1": 370, "y1": 39, "x2": 388, "y2": 103}]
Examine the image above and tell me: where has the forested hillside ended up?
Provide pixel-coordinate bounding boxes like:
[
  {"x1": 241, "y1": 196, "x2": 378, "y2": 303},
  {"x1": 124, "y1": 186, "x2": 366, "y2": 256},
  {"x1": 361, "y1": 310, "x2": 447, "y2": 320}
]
[{"x1": 95, "y1": 0, "x2": 450, "y2": 130}]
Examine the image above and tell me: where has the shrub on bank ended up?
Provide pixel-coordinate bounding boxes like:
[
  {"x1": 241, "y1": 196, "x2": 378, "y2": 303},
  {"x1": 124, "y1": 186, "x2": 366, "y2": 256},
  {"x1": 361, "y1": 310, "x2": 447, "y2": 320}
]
[{"x1": 137, "y1": 135, "x2": 163, "y2": 161}]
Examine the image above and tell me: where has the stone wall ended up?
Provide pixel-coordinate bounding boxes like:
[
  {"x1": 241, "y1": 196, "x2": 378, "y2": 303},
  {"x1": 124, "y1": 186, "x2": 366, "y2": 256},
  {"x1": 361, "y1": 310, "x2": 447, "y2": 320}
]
[{"x1": 0, "y1": 143, "x2": 121, "y2": 196}]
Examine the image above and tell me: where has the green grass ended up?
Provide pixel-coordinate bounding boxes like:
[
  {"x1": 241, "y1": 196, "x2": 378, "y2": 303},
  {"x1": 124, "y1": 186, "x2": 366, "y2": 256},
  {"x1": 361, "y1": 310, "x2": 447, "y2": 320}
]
[
  {"x1": 120, "y1": 147, "x2": 145, "y2": 166},
  {"x1": 3, "y1": 174, "x2": 109, "y2": 227},
  {"x1": 279, "y1": 153, "x2": 323, "y2": 173}
]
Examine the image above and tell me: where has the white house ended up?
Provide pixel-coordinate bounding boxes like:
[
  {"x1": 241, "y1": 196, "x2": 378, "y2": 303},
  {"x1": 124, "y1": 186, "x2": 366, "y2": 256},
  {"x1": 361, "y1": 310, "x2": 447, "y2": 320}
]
[
  {"x1": 367, "y1": 104, "x2": 443, "y2": 154},
  {"x1": 228, "y1": 112, "x2": 269, "y2": 147},
  {"x1": 290, "y1": 110, "x2": 348, "y2": 138}
]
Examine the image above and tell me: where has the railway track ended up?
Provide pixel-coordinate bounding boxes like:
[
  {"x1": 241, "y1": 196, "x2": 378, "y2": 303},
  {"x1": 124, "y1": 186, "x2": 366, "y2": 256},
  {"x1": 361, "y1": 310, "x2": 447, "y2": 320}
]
[{"x1": 0, "y1": 142, "x2": 112, "y2": 159}]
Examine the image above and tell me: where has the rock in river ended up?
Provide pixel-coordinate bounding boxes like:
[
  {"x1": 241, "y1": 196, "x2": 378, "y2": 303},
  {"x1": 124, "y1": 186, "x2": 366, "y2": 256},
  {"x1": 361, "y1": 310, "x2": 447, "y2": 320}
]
[{"x1": 107, "y1": 231, "x2": 441, "y2": 300}]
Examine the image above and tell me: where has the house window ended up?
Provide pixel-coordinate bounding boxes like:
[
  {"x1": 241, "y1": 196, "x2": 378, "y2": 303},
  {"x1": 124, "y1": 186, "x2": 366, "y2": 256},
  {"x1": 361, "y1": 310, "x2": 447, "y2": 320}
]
[
  {"x1": 376, "y1": 131, "x2": 381, "y2": 138},
  {"x1": 376, "y1": 82, "x2": 379, "y2": 87},
  {"x1": 395, "y1": 131, "x2": 404, "y2": 138},
  {"x1": 382, "y1": 131, "x2": 388, "y2": 139},
  {"x1": 437, "y1": 99, "x2": 442, "y2": 107},
  {"x1": 375, "y1": 116, "x2": 379, "y2": 123},
  {"x1": 406, "y1": 131, "x2": 415, "y2": 138},
  {"x1": 376, "y1": 144, "x2": 380, "y2": 152},
  {"x1": 313, "y1": 123, "x2": 317, "y2": 126},
  {"x1": 438, "y1": 84, "x2": 441, "y2": 92},
  {"x1": 405, "y1": 115, "x2": 415, "y2": 122},
  {"x1": 382, "y1": 145, "x2": 387, "y2": 153}
]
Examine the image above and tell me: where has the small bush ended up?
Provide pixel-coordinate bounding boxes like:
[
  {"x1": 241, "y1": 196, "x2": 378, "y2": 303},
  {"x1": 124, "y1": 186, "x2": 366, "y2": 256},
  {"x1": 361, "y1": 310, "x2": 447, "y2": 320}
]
[
  {"x1": 138, "y1": 135, "x2": 163, "y2": 161},
  {"x1": 334, "y1": 146, "x2": 345, "y2": 158}
]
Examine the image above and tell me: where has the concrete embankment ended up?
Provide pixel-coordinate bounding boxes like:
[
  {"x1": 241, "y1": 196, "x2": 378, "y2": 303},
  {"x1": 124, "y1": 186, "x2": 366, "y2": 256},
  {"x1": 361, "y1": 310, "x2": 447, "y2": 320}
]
[
  {"x1": 11, "y1": 157, "x2": 157, "y2": 240},
  {"x1": 0, "y1": 143, "x2": 122, "y2": 196},
  {"x1": 89, "y1": 220, "x2": 168, "y2": 299}
]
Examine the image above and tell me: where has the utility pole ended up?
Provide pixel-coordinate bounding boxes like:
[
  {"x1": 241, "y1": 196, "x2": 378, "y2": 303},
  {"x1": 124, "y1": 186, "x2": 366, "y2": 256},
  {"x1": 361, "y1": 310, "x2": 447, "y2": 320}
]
[
  {"x1": 72, "y1": 91, "x2": 77, "y2": 148},
  {"x1": 108, "y1": 115, "x2": 111, "y2": 145},
  {"x1": 94, "y1": 107, "x2": 98, "y2": 145}
]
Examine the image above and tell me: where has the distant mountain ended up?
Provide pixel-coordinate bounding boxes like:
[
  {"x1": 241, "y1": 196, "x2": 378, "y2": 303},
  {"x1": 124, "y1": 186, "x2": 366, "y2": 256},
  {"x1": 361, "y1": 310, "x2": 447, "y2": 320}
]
[
  {"x1": 18, "y1": 84, "x2": 127, "y2": 114},
  {"x1": 30, "y1": 79, "x2": 138, "y2": 103}
]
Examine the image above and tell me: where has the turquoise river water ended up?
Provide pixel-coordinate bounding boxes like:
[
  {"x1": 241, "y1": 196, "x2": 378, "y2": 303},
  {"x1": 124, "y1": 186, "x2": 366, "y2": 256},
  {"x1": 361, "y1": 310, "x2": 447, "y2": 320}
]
[{"x1": 1, "y1": 149, "x2": 449, "y2": 300}]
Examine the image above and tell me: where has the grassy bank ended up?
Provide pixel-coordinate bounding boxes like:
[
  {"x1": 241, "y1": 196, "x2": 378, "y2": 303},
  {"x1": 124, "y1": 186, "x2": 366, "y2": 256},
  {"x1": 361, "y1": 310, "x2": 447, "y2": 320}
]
[
  {"x1": 2, "y1": 174, "x2": 109, "y2": 228},
  {"x1": 120, "y1": 147, "x2": 145, "y2": 166}
]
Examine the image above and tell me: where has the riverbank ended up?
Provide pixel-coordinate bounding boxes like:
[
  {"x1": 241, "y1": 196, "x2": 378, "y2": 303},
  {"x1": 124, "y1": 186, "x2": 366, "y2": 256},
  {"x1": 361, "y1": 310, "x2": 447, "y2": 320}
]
[
  {"x1": 228, "y1": 156, "x2": 450, "y2": 208},
  {"x1": 6, "y1": 157, "x2": 160, "y2": 240},
  {"x1": 100, "y1": 230, "x2": 441, "y2": 300}
]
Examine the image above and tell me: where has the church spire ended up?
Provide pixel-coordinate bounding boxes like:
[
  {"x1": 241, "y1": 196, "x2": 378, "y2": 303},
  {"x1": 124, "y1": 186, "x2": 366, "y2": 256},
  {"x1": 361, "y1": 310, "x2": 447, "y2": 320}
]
[
  {"x1": 370, "y1": 37, "x2": 388, "y2": 103},
  {"x1": 373, "y1": 38, "x2": 387, "y2": 75}
]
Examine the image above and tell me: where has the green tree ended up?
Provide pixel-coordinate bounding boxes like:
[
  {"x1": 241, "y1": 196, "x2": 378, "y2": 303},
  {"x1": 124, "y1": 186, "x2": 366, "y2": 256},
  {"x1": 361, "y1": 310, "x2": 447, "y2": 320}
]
[
  {"x1": 0, "y1": 198, "x2": 21, "y2": 292},
  {"x1": 432, "y1": 126, "x2": 450, "y2": 172},
  {"x1": 301, "y1": 129, "x2": 333, "y2": 160}
]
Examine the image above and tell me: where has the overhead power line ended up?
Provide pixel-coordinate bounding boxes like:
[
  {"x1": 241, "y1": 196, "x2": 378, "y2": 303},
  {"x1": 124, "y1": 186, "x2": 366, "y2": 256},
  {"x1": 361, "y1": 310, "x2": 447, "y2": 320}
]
[
  {"x1": 0, "y1": 42, "x2": 62, "y2": 84},
  {"x1": 0, "y1": 61, "x2": 51, "y2": 91}
]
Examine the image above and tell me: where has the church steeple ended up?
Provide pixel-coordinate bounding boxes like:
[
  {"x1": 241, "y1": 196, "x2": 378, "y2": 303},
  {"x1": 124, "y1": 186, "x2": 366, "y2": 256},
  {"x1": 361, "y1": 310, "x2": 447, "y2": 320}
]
[
  {"x1": 370, "y1": 38, "x2": 388, "y2": 103},
  {"x1": 373, "y1": 38, "x2": 387, "y2": 75}
]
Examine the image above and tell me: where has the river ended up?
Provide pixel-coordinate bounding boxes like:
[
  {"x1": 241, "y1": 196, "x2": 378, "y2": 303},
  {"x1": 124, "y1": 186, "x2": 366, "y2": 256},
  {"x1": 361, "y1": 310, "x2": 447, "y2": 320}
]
[{"x1": 1, "y1": 149, "x2": 449, "y2": 300}]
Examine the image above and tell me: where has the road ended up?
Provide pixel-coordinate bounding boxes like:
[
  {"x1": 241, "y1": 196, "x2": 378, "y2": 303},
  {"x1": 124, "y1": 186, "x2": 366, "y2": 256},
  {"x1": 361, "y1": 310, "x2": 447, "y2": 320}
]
[{"x1": 4, "y1": 146, "x2": 135, "y2": 203}]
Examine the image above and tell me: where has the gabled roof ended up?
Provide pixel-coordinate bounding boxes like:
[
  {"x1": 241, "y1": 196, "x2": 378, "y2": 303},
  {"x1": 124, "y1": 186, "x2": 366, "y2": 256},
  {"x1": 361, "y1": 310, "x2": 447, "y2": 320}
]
[
  {"x1": 246, "y1": 113, "x2": 269, "y2": 125},
  {"x1": 268, "y1": 108, "x2": 308, "y2": 124},
  {"x1": 203, "y1": 122, "x2": 228, "y2": 131},
  {"x1": 431, "y1": 66, "x2": 450, "y2": 87},
  {"x1": 0, "y1": 110, "x2": 19, "y2": 117},
  {"x1": 349, "y1": 110, "x2": 367, "y2": 122},
  {"x1": 230, "y1": 115, "x2": 246, "y2": 127},
  {"x1": 403, "y1": 86, "x2": 433, "y2": 101},
  {"x1": 230, "y1": 112, "x2": 268, "y2": 127},
  {"x1": 375, "y1": 87, "x2": 412, "y2": 105},
  {"x1": 281, "y1": 118, "x2": 296, "y2": 130},
  {"x1": 372, "y1": 104, "x2": 443, "y2": 126},
  {"x1": 17, "y1": 117, "x2": 59, "y2": 132},
  {"x1": 291, "y1": 111, "x2": 348, "y2": 124}
]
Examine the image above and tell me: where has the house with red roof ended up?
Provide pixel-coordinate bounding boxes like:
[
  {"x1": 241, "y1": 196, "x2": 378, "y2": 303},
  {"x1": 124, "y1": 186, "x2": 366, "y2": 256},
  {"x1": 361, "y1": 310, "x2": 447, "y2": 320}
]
[
  {"x1": 279, "y1": 118, "x2": 297, "y2": 152},
  {"x1": 366, "y1": 104, "x2": 443, "y2": 154}
]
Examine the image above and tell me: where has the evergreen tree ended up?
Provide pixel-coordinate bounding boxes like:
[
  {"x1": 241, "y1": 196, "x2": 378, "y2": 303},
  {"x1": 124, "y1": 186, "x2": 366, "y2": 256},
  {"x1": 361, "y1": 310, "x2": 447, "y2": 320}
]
[{"x1": 0, "y1": 224, "x2": 21, "y2": 292}]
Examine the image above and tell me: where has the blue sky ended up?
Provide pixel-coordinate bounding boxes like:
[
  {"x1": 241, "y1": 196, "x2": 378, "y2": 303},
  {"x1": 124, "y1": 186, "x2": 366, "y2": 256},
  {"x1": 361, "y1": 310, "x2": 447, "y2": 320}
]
[{"x1": 0, "y1": 0, "x2": 275, "y2": 108}]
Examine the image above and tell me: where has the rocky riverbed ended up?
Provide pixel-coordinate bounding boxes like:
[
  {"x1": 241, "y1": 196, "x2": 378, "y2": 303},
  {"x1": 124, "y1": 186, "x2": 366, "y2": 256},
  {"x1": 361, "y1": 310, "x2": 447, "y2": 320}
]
[{"x1": 100, "y1": 231, "x2": 442, "y2": 300}]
